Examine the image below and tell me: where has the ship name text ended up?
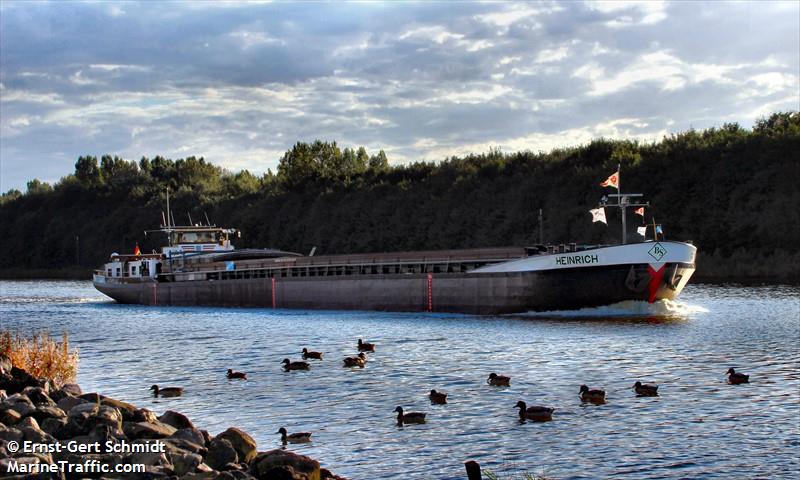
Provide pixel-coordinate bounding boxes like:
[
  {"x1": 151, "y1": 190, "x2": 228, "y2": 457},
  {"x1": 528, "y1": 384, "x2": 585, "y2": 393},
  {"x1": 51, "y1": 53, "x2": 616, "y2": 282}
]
[{"x1": 555, "y1": 254, "x2": 599, "y2": 266}]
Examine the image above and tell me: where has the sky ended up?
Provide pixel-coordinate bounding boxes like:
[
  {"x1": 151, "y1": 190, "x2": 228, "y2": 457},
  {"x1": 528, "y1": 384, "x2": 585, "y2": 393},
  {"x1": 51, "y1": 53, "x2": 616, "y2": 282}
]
[{"x1": 1, "y1": 0, "x2": 798, "y2": 192}]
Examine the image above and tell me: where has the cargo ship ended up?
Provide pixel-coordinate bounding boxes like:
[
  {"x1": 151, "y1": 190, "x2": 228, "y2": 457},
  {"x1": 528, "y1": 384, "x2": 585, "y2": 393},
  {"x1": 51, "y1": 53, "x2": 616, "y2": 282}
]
[{"x1": 93, "y1": 176, "x2": 697, "y2": 314}]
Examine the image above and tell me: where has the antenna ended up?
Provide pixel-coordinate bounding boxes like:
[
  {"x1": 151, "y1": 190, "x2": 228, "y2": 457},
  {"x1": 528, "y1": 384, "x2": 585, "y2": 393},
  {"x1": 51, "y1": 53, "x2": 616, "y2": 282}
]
[
  {"x1": 309, "y1": 246, "x2": 317, "y2": 257},
  {"x1": 538, "y1": 208, "x2": 543, "y2": 244},
  {"x1": 161, "y1": 211, "x2": 166, "y2": 228},
  {"x1": 187, "y1": 212, "x2": 193, "y2": 225},
  {"x1": 204, "y1": 212, "x2": 211, "y2": 226},
  {"x1": 170, "y1": 211, "x2": 176, "y2": 228},
  {"x1": 166, "y1": 188, "x2": 172, "y2": 228}
]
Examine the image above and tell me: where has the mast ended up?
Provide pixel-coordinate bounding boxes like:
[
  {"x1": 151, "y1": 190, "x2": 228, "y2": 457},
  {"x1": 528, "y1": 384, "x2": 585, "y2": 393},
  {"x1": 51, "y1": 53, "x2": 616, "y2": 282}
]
[{"x1": 602, "y1": 164, "x2": 648, "y2": 245}]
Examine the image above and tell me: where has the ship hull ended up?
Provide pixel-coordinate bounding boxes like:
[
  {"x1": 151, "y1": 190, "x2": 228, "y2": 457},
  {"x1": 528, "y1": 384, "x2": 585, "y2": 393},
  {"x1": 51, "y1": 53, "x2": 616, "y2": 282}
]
[{"x1": 93, "y1": 261, "x2": 695, "y2": 315}]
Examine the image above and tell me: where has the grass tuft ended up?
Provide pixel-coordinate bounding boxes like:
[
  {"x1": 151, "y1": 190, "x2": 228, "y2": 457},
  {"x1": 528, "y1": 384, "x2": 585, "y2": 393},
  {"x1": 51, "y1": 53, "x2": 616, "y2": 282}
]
[{"x1": 0, "y1": 329, "x2": 79, "y2": 385}]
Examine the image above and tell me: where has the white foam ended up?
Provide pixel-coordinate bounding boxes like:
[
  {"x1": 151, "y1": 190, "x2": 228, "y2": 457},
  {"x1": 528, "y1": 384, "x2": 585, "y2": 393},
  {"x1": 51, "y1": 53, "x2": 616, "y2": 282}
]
[{"x1": 520, "y1": 299, "x2": 709, "y2": 317}]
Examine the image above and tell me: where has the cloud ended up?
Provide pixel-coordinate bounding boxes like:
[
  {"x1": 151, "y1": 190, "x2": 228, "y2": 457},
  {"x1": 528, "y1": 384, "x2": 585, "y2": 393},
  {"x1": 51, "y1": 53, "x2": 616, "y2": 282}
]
[{"x1": 1, "y1": 1, "x2": 798, "y2": 192}]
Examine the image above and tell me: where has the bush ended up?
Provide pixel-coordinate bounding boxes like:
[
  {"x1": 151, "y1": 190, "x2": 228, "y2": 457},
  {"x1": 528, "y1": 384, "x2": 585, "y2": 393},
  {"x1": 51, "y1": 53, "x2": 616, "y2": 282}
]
[{"x1": 0, "y1": 330, "x2": 79, "y2": 384}]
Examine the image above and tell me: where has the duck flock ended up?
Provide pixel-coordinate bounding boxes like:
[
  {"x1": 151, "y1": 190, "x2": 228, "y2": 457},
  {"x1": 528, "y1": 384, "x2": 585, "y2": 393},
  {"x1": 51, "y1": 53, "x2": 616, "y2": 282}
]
[{"x1": 148, "y1": 338, "x2": 751, "y2": 444}]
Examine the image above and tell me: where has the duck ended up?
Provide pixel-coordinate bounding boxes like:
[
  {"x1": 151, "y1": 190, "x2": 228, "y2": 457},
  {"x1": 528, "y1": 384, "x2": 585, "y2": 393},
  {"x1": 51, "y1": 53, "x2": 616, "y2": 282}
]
[
  {"x1": 515, "y1": 401, "x2": 554, "y2": 422},
  {"x1": 394, "y1": 406, "x2": 426, "y2": 425},
  {"x1": 429, "y1": 389, "x2": 448, "y2": 404},
  {"x1": 281, "y1": 358, "x2": 310, "y2": 371},
  {"x1": 302, "y1": 348, "x2": 323, "y2": 360},
  {"x1": 633, "y1": 381, "x2": 658, "y2": 396},
  {"x1": 149, "y1": 385, "x2": 183, "y2": 397},
  {"x1": 277, "y1": 427, "x2": 312, "y2": 444},
  {"x1": 726, "y1": 368, "x2": 750, "y2": 385},
  {"x1": 487, "y1": 373, "x2": 511, "y2": 386},
  {"x1": 343, "y1": 352, "x2": 367, "y2": 368},
  {"x1": 579, "y1": 385, "x2": 606, "y2": 403},
  {"x1": 357, "y1": 338, "x2": 376, "y2": 352},
  {"x1": 226, "y1": 369, "x2": 247, "y2": 380}
]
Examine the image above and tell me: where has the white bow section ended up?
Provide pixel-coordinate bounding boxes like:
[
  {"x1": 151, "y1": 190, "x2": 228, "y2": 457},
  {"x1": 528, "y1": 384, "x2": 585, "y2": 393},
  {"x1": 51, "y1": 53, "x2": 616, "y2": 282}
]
[{"x1": 472, "y1": 241, "x2": 697, "y2": 274}]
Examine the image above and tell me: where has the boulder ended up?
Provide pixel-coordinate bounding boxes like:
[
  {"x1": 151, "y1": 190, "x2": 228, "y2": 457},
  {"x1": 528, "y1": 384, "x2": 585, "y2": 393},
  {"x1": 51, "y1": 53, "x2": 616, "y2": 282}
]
[
  {"x1": 56, "y1": 395, "x2": 87, "y2": 414},
  {"x1": 123, "y1": 420, "x2": 177, "y2": 439},
  {"x1": 159, "y1": 410, "x2": 195, "y2": 430},
  {"x1": 250, "y1": 450, "x2": 320, "y2": 480},
  {"x1": 169, "y1": 451, "x2": 203, "y2": 476},
  {"x1": 216, "y1": 428, "x2": 257, "y2": 463},
  {"x1": 21, "y1": 387, "x2": 55, "y2": 407},
  {"x1": 26, "y1": 405, "x2": 67, "y2": 425},
  {"x1": 0, "y1": 355, "x2": 11, "y2": 374},
  {"x1": 101, "y1": 397, "x2": 137, "y2": 421},
  {"x1": 0, "y1": 426, "x2": 23, "y2": 444},
  {"x1": 0, "y1": 408, "x2": 21, "y2": 425},
  {"x1": 79, "y1": 392, "x2": 102, "y2": 403},
  {"x1": 171, "y1": 428, "x2": 207, "y2": 447},
  {"x1": 133, "y1": 408, "x2": 158, "y2": 423},
  {"x1": 66, "y1": 402, "x2": 99, "y2": 435},
  {"x1": 40, "y1": 417, "x2": 69, "y2": 439},
  {"x1": 204, "y1": 437, "x2": 238, "y2": 471},
  {"x1": 91, "y1": 405, "x2": 123, "y2": 430}
]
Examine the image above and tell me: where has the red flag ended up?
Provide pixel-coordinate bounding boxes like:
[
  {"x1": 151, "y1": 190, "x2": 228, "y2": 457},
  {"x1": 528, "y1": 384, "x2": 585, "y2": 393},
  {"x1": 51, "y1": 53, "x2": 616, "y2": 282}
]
[
  {"x1": 134, "y1": 244, "x2": 141, "y2": 256},
  {"x1": 634, "y1": 207, "x2": 644, "y2": 217},
  {"x1": 600, "y1": 171, "x2": 619, "y2": 189}
]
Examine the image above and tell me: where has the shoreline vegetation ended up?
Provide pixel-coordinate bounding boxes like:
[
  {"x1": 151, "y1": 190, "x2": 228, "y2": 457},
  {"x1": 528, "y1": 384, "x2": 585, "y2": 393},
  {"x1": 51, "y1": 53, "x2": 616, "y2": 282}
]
[
  {"x1": 0, "y1": 330, "x2": 347, "y2": 480},
  {"x1": 1, "y1": 112, "x2": 798, "y2": 282}
]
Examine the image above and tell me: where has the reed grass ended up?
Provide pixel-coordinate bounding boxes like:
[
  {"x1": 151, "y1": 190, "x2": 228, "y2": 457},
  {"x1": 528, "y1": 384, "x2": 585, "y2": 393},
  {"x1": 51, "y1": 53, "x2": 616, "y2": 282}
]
[{"x1": 0, "y1": 329, "x2": 78, "y2": 385}]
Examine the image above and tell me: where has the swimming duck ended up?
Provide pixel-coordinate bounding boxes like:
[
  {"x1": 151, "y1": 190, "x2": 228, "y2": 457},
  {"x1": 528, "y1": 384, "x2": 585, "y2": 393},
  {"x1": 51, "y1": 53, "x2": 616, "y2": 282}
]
[
  {"x1": 302, "y1": 348, "x2": 323, "y2": 360},
  {"x1": 579, "y1": 385, "x2": 606, "y2": 403},
  {"x1": 429, "y1": 389, "x2": 448, "y2": 404},
  {"x1": 357, "y1": 338, "x2": 376, "y2": 352},
  {"x1": 726, "y1": 368, "x2": 750, "y2": 385},
  {"x1": 149, "y1": 385, "x2": 183, "y2": 397},
  {"x1": 633, "y1": 381, "x2": 658, "y2": 396},
  {"x1": 487, "y1": 373, "x2": 511, "y2": 386},
  {"x1": 281, "y1": 358, "x2": 310, "y2": 371},
  {"x1": 277, "y1": 427, "x2": 312, "y2": 444},
  {"x1": 394, "y1": 406, "x2": 426, "y2": 425},
  {"x1": 226, "y1": 369, "x2": 247, "y2": 380},
  {"x1": 515, "y1": 401, "x2": 554, "y2": 421},
  {"x1": 343, "y1": 352, "x2": 367, "y2": 368}
]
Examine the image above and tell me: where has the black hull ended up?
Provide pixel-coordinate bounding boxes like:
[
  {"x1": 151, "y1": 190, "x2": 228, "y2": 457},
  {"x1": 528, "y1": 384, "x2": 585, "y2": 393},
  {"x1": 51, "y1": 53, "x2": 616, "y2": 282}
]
[{"x1": 94, "y1": 262, "x2": 695, "y2": 315}]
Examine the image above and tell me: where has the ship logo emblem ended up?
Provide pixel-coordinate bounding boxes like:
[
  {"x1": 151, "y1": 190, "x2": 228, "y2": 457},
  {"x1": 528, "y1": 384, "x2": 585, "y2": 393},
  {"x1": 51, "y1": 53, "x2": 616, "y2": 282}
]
[{"x1": 648, "y1": 243, "x2": 667, "y2": 261}]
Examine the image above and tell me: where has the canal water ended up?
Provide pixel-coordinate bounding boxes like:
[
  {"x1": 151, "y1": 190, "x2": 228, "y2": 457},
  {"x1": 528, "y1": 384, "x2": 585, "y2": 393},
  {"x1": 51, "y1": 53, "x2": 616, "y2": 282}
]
[{"x1": 1, "y1": 281, "x2": 798, "y2": 479}]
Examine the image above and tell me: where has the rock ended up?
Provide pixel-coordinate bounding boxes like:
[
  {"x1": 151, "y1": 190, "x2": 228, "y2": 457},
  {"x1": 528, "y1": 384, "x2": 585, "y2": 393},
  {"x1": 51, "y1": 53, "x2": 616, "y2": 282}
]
[
  {"x1": 200, "y1": 429, "x2": 213, "y2": 446},
  {"x1": 169, "y1": 451, "x2": 203, "y2": 476},
  {"x1": 164, "y1": 437, "x2": 207, "y2": 456},
  {"x1": 17, "y1": 415, "x2": 40, "y2": 430},
  {"x1": 60, "y1": 384, "x2": 81, "y2": 396},
  {"x1": 171, "y1": 428, "x2": 207, "y2": 447},
  {"x1": 10, "y1": 367, "x2": 44, "y2": 391},
  {"x1": 91, "y1": 405, "x2": 123, "y2": 431},
  {"x1": 66, "y1": 402, "x2": 99, "y2": 435},
  {"x1": 216, "y1": 427, "x2": 257, "y2": 463},
  {"x1": 159, "y1": 410, "x2": 195, "y2": 430},
  {"x1": 40, "y1": 417, "x2": 69, "y2": 439},
  {"x1": 253, "y1": 465, "x2": 307, "y2": 480},
  {"x1": 320, "y1": 468, "x2": 349, "y2": 480},
  {"x1": 21, "y1": 387, "x2": 55, "y2": 407},
  {"x1": 0, "y1": 390, "x2": 6, "y2": 401},
  {"x1": 79, "y1": 392, "x2": 102, "y2": 403},
  {"x1": 56, "y1": 395, "x2": 88, "y2": 413},
  {"x1": 26, "y1": 405, "x2": 67, "y2": 424},
  {"x1": 250, "y1": 450, "x2": 320, "y2": 480},
  {"x1": 0, "y1": 408, "x2": 22, "y2": 425},
  {"x1": 133, "y1": 408, "x2": 158, "y2": 423},
  {"x1": 128, "y1": 450, "x2": 172, "y2": 468},
  {"x1": 0, "y1": 427, "x2": 23, "y2": 444},
  {"x1": 204, "y1": 437, "x2": 238, "y2": 471},
  {"x1": 101, "y1": 397, "x2": 137, "y2": 421},
  {"x1": 123, "y1": 420, "x2": 177, "y2": 439},
  {"x1": 0, "y1": 355, "x2": 11, "y2": 374}
]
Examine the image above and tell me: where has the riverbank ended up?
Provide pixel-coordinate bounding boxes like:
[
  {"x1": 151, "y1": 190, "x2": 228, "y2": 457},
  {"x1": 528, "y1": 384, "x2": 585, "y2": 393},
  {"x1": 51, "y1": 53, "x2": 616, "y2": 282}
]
[{"x1": 0, "y1": 359, "x2": 347, "y2": 480}]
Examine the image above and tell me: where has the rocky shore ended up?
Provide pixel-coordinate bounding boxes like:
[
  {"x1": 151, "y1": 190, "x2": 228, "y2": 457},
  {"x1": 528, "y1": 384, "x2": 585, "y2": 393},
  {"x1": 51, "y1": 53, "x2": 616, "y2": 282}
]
[{"x1": 1, "y1": 357, "x2": 347, "y2": 480}]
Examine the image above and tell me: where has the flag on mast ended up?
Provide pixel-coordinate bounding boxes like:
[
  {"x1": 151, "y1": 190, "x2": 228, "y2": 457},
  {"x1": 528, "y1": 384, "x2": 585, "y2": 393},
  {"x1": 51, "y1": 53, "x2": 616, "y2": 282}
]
[
  {"x1": 133, "y1": 243, "x2": 141, "y2": 256},
  {"x1": 634, "y1": 207, "x2": 644, "y2": 217},
  {"x1": 637, "y1": 226, "x2": 647, "y2": 237},
  {"x1": 589, "y1": 207, "x2": 607, "y2": 224},
  {"x1": 600, "y1": 170, "x2": 619, "y2": 189}
]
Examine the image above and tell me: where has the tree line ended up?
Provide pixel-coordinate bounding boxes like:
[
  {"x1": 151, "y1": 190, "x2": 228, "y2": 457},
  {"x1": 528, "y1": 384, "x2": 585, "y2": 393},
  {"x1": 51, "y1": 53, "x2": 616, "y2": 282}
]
[{"x1": 1, "y1": 112, "x2": 798, "y2": 281}]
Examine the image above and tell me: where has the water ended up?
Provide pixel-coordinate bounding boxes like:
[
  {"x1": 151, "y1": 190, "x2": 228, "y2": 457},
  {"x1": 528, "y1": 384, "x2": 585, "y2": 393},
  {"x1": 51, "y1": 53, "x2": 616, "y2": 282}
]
[{"x1": 1, "y1": 281, "x2": 799, "y2": 479}]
